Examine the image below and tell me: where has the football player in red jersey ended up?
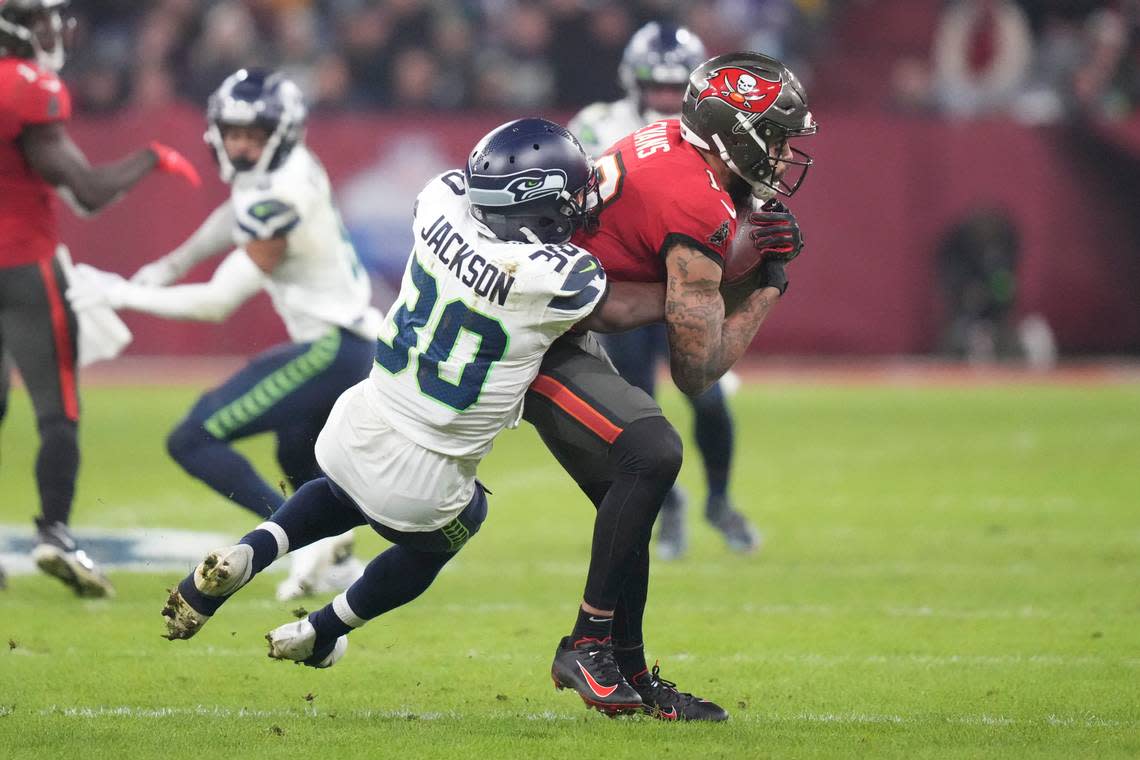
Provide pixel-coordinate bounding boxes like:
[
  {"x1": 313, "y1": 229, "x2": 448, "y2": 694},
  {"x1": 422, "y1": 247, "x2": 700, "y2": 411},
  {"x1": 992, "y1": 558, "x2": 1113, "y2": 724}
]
[
  {"x1": 571, "y1": 22, "x2": 764, "y2": 561},
  {"x1": 533, "y1": 52, "x2": 815, "y2": 720},
  {"x1": 0, "y1": 0, "x2": 198, "y2": 596}
]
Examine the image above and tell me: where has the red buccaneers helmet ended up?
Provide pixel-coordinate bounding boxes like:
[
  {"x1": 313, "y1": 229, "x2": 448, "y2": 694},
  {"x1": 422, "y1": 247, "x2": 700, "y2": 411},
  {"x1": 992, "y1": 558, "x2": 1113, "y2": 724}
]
[{"x1": 681, "y1": 52, "x2": 817, "y2": 199}]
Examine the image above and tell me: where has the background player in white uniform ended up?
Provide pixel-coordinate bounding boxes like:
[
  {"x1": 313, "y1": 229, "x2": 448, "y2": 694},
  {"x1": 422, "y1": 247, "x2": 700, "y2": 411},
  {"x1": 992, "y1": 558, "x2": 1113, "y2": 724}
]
[
  {"x1": 568, "y1": 21, "x2": 761, "y2": 560},
  {"x1": 156, "y1": 119, "x2": 665, "y2": 700},
  {"x1": 67, "y1": 69, "x2": 377, "y2": 600}
]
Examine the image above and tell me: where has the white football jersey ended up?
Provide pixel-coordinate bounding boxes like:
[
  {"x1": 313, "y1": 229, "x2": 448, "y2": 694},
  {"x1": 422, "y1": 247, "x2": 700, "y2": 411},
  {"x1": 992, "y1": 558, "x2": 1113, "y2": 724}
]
[
  {"x1": 368, "y1": 171, "x2": 608, "y2": 458},
  {"x1": 568, "y1": 97, "x2": 645, "y2": 159},
  {"x1": 231, "y1": 145, "x2": 381, "y2": 343}
]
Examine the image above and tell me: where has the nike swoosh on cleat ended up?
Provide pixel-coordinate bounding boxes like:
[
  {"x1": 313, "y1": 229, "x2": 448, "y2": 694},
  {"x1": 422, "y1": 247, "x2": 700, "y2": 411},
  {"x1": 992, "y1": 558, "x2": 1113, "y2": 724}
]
[
  {"x1": 576, "y1": 661, "x2": 619, "y2": 698},
  {"x1": 657, "y1": 706, "x2": 679, "y2": 720}
]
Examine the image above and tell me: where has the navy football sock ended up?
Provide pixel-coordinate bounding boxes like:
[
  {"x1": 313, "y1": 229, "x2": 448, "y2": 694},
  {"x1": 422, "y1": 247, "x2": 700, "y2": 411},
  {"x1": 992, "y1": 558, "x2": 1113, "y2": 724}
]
[
  {"x1": 690, "y1": 384, "x2": 734, "y2": 501},
  {"x1": 309, "y1": 544, "x2": 454, "y2": 650},
  {"x1": 176, "y1": 479, "x2": 365, "y2": 618},
  {"x1": 175, "y1": 574, "x2": 226, "y2": 616}
]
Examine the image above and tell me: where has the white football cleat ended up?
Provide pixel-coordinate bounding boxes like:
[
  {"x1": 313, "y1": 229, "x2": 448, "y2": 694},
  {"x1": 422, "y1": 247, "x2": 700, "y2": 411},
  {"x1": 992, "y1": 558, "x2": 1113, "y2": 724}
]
[
  {"x1": 194, "y1": 544, "x2": 253, "y2": 597},
  {"x1": 161, "y1": 587, "x2": 210, "y2": 640},
  {"x1": 276, "y1": 532, "x2": 362, "y2": 601},
  {"x1": 32, "y1": 520, "x2": 115, "y2": 598},
  {"x1": 266, "y1": 618, "x2": 347, "y2": 668}
]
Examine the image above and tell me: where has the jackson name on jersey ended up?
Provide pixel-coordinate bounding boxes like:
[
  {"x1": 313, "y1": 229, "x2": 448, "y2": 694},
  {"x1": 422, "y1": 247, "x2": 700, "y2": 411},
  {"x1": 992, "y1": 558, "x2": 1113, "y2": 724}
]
[
  {"x1": 230, "y1": 144, "x2": 379, "y2": 342},
  {"x1": 355, "y1": 171, "x2": 606, "y2": 460}
]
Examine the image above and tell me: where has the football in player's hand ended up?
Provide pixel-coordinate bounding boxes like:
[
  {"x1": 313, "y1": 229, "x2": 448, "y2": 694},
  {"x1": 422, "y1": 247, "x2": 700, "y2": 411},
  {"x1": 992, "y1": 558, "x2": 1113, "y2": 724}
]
[
  {"x1": 722, "y1": 219, "x2": 768, "y2": 285},
  {"x1": 722, "y1": 199, "x2": 803, "y2": 285}
]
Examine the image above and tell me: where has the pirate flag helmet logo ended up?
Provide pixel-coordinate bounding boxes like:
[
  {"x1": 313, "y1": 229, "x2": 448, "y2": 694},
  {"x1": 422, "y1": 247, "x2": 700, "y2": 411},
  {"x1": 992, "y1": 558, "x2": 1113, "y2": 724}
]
[{"x1": 695, "y1": 67, "x2": 783, "y2": 114}]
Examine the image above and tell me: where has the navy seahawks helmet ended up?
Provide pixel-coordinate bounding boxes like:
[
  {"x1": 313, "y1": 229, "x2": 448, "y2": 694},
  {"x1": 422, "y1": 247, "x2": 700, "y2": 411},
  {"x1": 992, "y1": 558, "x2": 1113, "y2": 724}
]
[
  {"x1": 620, "y1": 21, "x2": 706, "y2": 120},
  {"x1": 465, "y1": 118, "x2": 598, "y2": 245},
  {"x1": 0, "y1": 0, "x2": 72, "y2": 71},
  {"x1": 205, "y1": 68, "x2": 307, "y2": 182},
  {"x1": 681, "y1": 52, "x2": 816, "y2": 199}
]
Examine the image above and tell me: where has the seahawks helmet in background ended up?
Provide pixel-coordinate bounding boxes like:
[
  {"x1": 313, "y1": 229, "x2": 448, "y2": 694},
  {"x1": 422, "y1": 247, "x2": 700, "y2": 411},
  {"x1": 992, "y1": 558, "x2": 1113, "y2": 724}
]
[
  {"x1": 0, "y1": 0, "x2": 72, "y2": 71},
  {"x1": 465, "y1": 118, "x2": 598, "y2": 245},
  {"x1": 205, "y1": 68, "x2": 308, "y2": 183},
  {"x1": 620, "y1": 21, "x2": 706, "y2": 121},
  {"x1": 681, "y1": 51, "x2": 817, "y2": 199}
]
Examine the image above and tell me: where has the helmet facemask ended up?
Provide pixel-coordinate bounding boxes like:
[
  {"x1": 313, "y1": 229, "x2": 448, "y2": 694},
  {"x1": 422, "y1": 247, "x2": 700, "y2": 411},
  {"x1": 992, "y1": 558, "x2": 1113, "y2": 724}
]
[
  {"x1": 0, "y1": 1, "x2": 73, "y2": 71},
  {"x1": 204, "y1": 69, "x2": 307, "y2": 184},
  {"x1": 710, "y1": 112, "x2": 815, "y2": 199}
]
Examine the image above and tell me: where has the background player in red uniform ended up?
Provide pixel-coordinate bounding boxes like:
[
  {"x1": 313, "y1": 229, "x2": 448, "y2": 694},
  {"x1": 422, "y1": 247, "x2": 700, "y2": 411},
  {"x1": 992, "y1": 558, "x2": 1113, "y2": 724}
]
[
  {"x1": 535, "y1": 52, "x2": 814, "y2": 719},
  {"x1": 0, "y1": 0, "x2": 198, "y2": 596}
]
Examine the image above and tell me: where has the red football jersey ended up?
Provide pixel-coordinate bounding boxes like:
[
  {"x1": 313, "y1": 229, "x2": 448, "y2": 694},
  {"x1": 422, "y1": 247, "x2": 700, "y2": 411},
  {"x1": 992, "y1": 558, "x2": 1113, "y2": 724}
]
[
  {"x1": 0, "y1": 57, "x2": 71, "y2": 268},
  {"x1": 572, "y1": 119, "x2": 737, "y2": 283}
]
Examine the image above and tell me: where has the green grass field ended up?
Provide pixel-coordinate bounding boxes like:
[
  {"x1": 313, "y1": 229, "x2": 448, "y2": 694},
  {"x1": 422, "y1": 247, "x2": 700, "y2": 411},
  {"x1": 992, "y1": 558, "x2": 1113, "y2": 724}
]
[{"x1": 1, "y1": 378, "x2": 1138, "y2": 758}]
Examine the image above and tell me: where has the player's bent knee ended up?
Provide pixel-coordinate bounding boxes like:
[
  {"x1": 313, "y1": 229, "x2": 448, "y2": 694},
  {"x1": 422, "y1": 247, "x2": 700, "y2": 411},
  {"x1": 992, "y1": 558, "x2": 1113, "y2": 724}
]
[
  {"x1": 611, "y1": 416, "x2": 683, "y2": 482},
  {"x1": 166, "y1": 419, "x2": 214, "y2": 463}
]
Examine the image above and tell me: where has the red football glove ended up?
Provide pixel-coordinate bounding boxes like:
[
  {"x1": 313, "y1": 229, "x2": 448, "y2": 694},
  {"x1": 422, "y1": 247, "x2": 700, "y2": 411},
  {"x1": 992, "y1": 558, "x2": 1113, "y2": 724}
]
[
  {"x1": 747, "y1": 198, "x2": 803, "y2": 262},
  {"x1": 150, "y1": 141, "x2": 201, "y2": 188}
]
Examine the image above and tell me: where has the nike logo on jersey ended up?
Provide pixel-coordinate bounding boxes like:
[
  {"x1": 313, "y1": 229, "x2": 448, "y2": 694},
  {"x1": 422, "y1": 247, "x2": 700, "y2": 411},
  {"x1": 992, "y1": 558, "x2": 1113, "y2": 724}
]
[
  {"x1": 579, "y1": 260, "x2": 598, "y2": 273},
  {"x1": 576, "y1": 661, "x2": 619, "y2": 698},
  {"x1": 719, "y1": 199, "x2": 737, "y2": 219}
]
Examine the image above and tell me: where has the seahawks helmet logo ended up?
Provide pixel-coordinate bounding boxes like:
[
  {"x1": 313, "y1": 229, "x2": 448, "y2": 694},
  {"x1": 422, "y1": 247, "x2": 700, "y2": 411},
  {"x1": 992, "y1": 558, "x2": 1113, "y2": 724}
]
[{"x1": 468, "y1": 169, "x2": 568, "y2": 207}]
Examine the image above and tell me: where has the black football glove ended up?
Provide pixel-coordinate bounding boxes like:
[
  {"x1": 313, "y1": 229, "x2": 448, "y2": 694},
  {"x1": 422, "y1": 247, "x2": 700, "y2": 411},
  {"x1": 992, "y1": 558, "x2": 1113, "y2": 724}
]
[{"x1": 747, "y1": 199, "x2": 804, "y2": 262}]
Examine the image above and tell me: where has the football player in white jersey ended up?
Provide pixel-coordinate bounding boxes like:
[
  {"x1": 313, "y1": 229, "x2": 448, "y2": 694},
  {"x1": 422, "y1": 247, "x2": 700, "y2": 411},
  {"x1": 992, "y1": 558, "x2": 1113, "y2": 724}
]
[
  {"x1": 568, "y1": 22, "x2": 761, "y2": 560},
  {"x1": 155, "y1": 118, "x2": 666, "y2": 709},
  {"x1": 66, "y1": 69, "x2": 378, "y2": 600}
]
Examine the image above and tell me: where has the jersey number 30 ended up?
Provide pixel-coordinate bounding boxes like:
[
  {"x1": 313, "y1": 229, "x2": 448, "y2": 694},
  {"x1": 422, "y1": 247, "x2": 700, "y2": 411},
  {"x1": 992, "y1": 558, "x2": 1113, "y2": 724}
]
[{"x1": 375, "y1": 256, "x2": 509, "y2": 411}]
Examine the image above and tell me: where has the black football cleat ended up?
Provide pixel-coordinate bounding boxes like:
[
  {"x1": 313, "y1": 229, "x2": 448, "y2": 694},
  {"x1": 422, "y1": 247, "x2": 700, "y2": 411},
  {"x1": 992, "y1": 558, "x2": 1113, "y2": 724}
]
[
  {"x1": 551, "y1": 636, "x2": 643, "y2": 716},
  {"x1": 629, "y1": 662, "x2": 730, "y2": 721}
]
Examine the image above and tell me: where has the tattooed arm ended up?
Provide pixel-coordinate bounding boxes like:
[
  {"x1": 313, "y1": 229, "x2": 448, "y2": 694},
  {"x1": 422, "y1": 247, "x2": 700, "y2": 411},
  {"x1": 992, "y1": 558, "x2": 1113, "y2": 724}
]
[{"x1": 664, "y1": 242, "x2": 781, "y2": 395}]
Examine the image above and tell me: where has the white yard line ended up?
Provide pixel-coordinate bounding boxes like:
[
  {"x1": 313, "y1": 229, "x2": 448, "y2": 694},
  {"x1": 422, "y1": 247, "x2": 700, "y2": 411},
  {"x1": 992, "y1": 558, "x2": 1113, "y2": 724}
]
[
  {"x1": 15, "y1": 645, "x2": 1133, "y2": 670},
  {"x1": 20, "y1": 704, "x2": 1135, "y2": 729}
]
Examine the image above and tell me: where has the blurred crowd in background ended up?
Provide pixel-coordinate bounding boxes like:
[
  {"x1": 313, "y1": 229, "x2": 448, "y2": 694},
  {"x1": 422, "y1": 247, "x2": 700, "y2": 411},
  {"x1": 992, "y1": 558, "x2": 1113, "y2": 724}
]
[
  {"x1": 66, "y1": 0, "x2": 834, "y2": 113},
  {"x1": 61, "y1": 1, "x2": 1140, "y2": 122}
]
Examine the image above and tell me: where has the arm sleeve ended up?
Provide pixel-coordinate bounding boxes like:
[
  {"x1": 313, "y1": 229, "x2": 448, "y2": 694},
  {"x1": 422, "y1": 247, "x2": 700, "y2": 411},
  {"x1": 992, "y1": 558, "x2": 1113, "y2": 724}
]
[
  {"x1": 158, "y1": 202, "x2": 237, "y2": 278},
  {"x1": 233, "y1": 195, "x2": 301, "y2": 244},
  {"x1": 119, "y1": 249, "x2": 267, "y2": 322},
  {"x1": 540, "y1": 253, "x2": 609, "y2": 330}
]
